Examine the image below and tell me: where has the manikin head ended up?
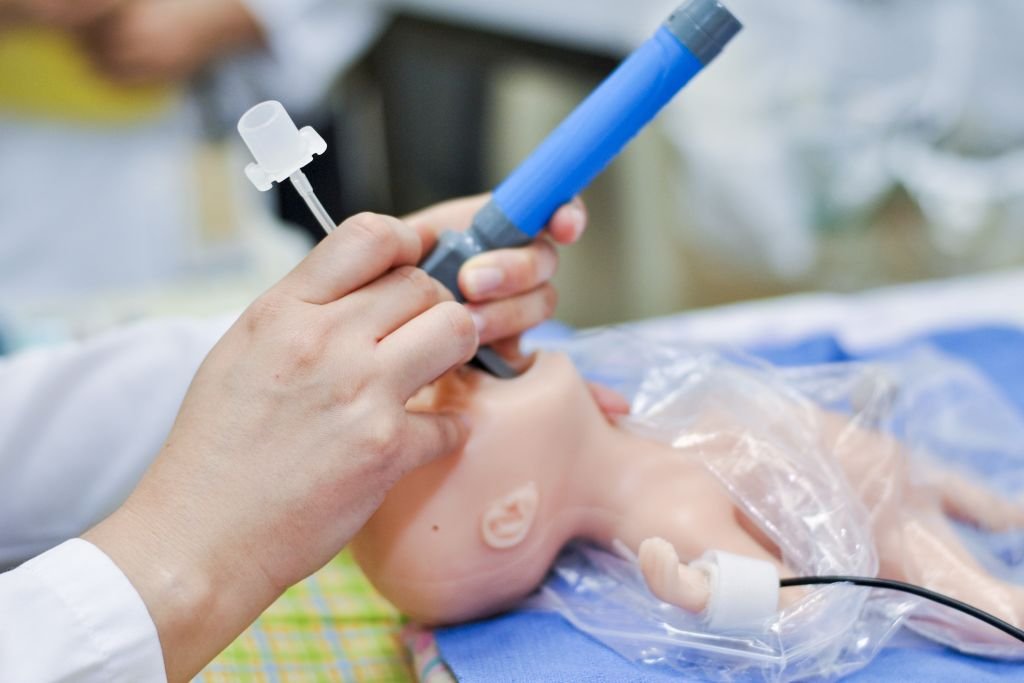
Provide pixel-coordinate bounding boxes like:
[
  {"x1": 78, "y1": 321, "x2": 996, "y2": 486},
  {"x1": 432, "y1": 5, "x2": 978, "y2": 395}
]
[
  {"x1": 353, "y1": 347, "x2": 1024, "y2": 666},
  {"x1": 351, "y1": 352, "x2": 628, "y2": 623}
]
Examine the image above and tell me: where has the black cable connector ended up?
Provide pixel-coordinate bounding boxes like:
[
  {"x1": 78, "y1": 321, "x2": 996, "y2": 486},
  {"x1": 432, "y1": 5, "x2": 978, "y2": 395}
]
[{"x1": 781, "y1": 576, "x2": 1024, "y2": 644}]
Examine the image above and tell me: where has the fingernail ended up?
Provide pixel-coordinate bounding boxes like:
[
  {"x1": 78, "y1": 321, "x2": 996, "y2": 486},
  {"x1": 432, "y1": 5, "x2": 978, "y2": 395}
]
[
  {"x1": 537, "y1": 249, "x2": 558, "y2": 282},
  {"x1": 569, "y1": 204, "x2": 586, "y2": 242},
  {"x1": 471, "y1": 312, "x2": 487, "y2": 336},
  {"x1": 464, "y1": 267, "x2": 505, "y2": 297}
]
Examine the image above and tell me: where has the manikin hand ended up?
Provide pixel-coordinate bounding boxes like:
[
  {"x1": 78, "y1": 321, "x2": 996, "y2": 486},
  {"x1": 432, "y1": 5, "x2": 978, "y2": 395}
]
[
  {"x1": 80, "y1": 0, "x2": 263, "y2": 87},
  {"x1": 85, "y1": 213, "x2": 479, "y2": 683},
  {"x1": 638, "y1": 538, "x2": 713, "y2": 614}
]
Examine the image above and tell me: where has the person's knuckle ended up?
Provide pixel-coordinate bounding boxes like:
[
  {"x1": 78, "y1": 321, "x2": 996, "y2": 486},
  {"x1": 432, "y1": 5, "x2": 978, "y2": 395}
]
[
  {"x1": 392, "y1": 218, "x2": 418, "y2": 246},
  {"x1": 243, "y1": 294, "x2": 284, "y2": 335},
  {"x1": 347, "y1": 212, "x2": 398, "y2": 253},
  {"x1": 500, "y1": 250, "x2": 526, "y2": 285},
  {"x1": 328, "y1": 370, "x2": 366, "y2": 406},
  {"x1": 507, "y1": 303, "x2": 531, "y2": 335},
  {"x1": 395, "y1": 266, "x2": 439, "y2": 303},
  {"x1": 363, "y1": 412, "x2": 405, "y2": 465},
  {"x1": 438, "y1": 301, "x2": 477, "y2": 348},
  {"x1": 540, "y1": 284, "x2": 559, "y2": 319},
  {"x1": 284, "y1": 327, "x2": 329, "y2": 373}
]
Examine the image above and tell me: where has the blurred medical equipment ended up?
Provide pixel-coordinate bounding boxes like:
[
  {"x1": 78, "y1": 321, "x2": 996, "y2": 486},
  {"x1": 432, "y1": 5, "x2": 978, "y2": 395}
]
[
  {"x1": 238, "y1": 100, "x2": 336, "y2": 235},
  {"x1": 420, "y1": 0, "x2": 741, "y2": 377},
  {"x1": 668, "y1": 0, "x2": 1024, "y2": 280}
]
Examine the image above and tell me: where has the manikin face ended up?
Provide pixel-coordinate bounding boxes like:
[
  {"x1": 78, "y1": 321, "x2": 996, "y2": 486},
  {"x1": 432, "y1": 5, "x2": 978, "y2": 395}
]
[
  {"x1": 370, "y1": 351, "x2": 611, "y2": 541},
  {"x1": 352, "y1": 351, "x2": 618, "y2": 623}
]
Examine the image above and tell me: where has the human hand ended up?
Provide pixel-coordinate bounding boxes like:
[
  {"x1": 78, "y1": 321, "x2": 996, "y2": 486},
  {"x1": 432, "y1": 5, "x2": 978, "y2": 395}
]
[
  {"x1": 85, "y1": 213, "x2": 478, "y2": 682},
  {"x1": 81, "y1": 0, "x2": 262, "y2": 87},
  {"x1": 404, "y1": 194, "x2": 587, "y2": 365},
  {"x1": 0, "y1": 0, "x2": 121, "y2": 28}
]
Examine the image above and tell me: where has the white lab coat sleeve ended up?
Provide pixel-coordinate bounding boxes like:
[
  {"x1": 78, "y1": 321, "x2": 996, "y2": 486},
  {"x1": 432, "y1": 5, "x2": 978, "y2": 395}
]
[
  {"x1": 225, "y1": 0, "x2": 389, "y2": 116},
  {"x1": 0, "y1": 539, "x2": 167, "y2": 682},
  {"x1": 0, "y1": 316, "x2": 232, "y2": 570}
]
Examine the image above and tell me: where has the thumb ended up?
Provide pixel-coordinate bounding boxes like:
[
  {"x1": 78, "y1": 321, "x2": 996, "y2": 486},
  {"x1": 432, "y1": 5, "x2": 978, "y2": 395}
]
[
  {"x1": 403, "y1": 194, "x2": 491, "y2": 250},
  {"x1": 400, "y1": 411, "x2": 471, "y2": 472}
]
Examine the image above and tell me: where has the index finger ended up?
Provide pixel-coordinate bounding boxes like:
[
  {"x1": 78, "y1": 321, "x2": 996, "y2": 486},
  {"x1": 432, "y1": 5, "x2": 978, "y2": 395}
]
[
  {"x1": 403, "y1": 194, "x2": 489, "y2": 253},
  {"x1": 398, "y1": 412, "x2": 471, "y2": 473},
  {"x1": 277, "y1": 213, "x2": 423, "y2": 305}
]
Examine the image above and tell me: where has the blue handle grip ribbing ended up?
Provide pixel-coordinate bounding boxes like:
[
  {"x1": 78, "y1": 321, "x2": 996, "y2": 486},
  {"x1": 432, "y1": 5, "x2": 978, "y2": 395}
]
[{"x1": 493, "y1": 27, "x2": 704, "y2": 239}]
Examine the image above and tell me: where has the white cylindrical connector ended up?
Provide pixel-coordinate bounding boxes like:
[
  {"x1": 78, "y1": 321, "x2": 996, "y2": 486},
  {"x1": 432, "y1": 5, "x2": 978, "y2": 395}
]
[
  {"x1": 238, "y1": 100, "x2": 327, "y2": 192},
  {"x1": 690, "y1": 550, "x2": 780, "y2": 631}
]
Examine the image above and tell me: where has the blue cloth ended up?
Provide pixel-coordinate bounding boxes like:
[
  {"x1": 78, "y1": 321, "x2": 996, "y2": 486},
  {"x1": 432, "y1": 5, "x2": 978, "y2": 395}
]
[{"x1": 436, "y1": 325, "x2": 1024, "y2": 682}]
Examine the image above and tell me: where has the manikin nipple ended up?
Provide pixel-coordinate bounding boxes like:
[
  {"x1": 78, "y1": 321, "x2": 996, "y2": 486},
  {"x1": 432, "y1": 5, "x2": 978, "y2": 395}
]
[{"x1": 482, "y1": 482, "x2": 540, "y2": 549}]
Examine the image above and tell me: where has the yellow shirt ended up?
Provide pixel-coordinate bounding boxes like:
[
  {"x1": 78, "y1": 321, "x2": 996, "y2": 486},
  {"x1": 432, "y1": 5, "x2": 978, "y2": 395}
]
[{"x1": 0, "y1": 27, "x2": 175, "y2": 124}]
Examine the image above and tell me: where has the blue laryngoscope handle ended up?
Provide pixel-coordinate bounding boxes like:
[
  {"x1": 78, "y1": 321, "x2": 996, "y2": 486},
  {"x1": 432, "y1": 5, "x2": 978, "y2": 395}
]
[
  {"x1": 493, "y1": 28, "x2": 704, "y2": 241},
  {"x1": 420, "y1": 1, "x2": 741, "y2": 377}
]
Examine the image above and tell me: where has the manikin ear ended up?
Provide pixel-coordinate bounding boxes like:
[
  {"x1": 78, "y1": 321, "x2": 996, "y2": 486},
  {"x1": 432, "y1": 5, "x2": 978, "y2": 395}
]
[
  {"x1": 587, "y1": 382, "x2": 631, "y2": 421},
  {"x1": 481, "y1": 482, "x2": 540, "y2": 549}
]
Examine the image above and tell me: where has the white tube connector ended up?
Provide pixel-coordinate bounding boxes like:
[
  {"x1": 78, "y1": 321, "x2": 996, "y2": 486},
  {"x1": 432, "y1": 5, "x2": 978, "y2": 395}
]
[
  {"x1": 238, "y1": 100, "x2": 327, "y2": 192},
  {"x1": 690, "y1": 550, "x2": 780, "y2": 631}
]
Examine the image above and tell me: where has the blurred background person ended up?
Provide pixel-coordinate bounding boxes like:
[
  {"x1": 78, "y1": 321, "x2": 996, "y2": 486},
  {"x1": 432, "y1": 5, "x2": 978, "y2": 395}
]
[
  {"x1": 342, "y1": 0, "x2": 1024, "y2": 325},
  {"x1": 0, "y1": 0, "x2": 382, "y2": 352},
  {"x1": 3, "y1": 0, "x2": 1023, "y2": 337}
]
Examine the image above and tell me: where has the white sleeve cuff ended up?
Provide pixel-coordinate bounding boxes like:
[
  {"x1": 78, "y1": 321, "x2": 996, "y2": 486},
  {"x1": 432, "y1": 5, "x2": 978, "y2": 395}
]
[{"x1": 0, "y1": 539, "x2": 167, "y2": 683}]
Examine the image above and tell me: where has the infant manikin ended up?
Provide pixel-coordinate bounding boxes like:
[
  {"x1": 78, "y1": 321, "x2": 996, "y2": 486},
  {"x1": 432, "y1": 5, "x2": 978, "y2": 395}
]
[{"x1": 352, "y1": 351, "x2": 1024, "y2": 658}]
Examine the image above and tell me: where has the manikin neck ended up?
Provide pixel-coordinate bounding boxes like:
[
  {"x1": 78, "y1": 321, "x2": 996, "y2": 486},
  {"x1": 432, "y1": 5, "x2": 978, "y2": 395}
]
[{"x1": 565, "y1": 416, "x2": 674, "y2": 547}]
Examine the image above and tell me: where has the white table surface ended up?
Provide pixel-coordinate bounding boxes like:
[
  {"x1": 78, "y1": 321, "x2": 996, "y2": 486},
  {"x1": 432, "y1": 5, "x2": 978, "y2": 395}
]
[{"x1": 623, "y1": 268, "x2": 1024, "y2": 353}]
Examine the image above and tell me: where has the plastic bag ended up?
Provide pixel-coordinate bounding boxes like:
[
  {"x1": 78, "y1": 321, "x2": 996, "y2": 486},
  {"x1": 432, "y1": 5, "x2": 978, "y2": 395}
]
[{"x1": 525, "y1": 330, "x2": 1024, "y2": 680}]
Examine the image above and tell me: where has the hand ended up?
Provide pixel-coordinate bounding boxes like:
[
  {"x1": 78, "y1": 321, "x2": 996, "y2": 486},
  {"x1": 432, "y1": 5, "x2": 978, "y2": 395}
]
[
  {"x1": 84, "y1": 213, "x2": 478, "y2": 682},
  {"x1": 1, "y1": 0, "x2": 120, "y2": 27},
  {"x1": 404, "y1": 194, "x2": 587, "y2": 364},
  {"x1": 80, "y1": 0, "x2": 263, "y2": 87},
  {"x1": 1, "y1": 0, "x2": 121, "y2": 28}
]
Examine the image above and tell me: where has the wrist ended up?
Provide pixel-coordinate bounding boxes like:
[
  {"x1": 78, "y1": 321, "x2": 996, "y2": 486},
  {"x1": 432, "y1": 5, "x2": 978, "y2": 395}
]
[{"x1": 84, "y1": 487, "x2": 281, "y2": 681}]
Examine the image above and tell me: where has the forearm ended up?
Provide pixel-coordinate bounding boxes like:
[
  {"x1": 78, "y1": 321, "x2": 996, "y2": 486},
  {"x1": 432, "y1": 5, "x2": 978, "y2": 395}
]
[{"x1": 84, "y1": 484, "x2": 281, "y2": 683}]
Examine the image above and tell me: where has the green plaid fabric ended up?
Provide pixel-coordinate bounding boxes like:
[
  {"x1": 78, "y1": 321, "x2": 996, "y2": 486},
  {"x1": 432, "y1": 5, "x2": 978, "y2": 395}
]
[{"x1": 195, "y1": 549, "x2": 413, "y2": 683}]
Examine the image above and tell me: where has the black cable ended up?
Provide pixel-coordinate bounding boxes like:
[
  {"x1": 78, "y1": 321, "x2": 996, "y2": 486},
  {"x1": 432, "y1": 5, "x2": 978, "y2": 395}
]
[{"x1": 781, "y1": 576, "x2": 1024, "y2": 644}]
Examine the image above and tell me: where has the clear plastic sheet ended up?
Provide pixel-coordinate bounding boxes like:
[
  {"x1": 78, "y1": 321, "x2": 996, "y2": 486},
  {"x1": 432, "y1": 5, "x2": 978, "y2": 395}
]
[{"x1": 526, "y1": 331, "x2": 1024, "y2": 681}]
